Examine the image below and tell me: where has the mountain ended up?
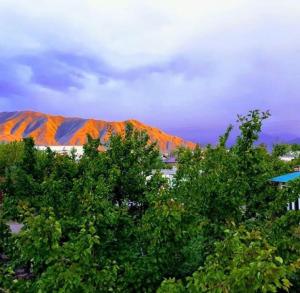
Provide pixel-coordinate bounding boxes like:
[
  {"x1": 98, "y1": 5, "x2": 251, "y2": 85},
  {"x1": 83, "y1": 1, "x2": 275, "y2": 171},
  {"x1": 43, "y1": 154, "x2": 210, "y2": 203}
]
[
  {"x1": 0, "y1": 111, "x2": 196, "y2": 152},
  {"x1": 288, "y1": 138, "x2": 300, "y2": 144}
]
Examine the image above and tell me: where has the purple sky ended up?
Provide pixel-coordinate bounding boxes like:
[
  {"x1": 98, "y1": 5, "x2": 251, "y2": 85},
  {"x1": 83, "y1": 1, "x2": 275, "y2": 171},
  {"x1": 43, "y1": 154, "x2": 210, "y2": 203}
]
[{"x1": 0, "y1": 0, "x2": 299, "y2": 144}]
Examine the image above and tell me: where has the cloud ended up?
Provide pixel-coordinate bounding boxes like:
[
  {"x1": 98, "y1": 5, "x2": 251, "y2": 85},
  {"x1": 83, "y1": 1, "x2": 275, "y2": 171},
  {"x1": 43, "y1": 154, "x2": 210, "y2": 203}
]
[{"x1": 0, "y1": 0, "x2": 299, "y2": 142}]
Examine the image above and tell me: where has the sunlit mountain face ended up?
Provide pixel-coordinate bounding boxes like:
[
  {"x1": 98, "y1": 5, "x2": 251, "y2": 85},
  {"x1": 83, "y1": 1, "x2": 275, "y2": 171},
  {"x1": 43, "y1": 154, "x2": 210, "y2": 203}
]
[
  {"x1": 0, "y1": 111, "x2": 195, "y2": 152},
  {"x1": 0, "y1": 1, "x2": 299, "y2": 144}
]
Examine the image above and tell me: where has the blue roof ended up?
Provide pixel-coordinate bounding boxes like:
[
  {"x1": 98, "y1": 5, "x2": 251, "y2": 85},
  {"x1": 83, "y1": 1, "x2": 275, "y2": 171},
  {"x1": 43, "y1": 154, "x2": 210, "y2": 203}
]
[{"x1": 271, "y1": 172, "x2": 300, "y2": 183}]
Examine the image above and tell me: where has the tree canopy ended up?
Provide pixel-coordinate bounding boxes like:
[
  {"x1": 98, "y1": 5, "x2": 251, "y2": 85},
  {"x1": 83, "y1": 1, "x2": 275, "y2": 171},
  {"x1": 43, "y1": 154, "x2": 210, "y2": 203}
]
[{"x1": 1, "y1": 114, "x2": 300, "y2": 292}]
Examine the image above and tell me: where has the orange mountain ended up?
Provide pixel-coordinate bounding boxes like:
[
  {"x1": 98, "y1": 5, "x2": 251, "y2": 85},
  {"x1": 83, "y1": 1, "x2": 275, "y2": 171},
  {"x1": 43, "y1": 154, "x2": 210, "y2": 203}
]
[{"x1": 0, "y1": 111, "x2": 196, "y2": 152}]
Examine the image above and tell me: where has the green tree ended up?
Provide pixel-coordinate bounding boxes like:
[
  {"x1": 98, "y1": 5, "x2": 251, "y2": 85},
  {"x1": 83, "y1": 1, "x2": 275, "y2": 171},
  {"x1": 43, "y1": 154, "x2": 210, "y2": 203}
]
[
  {"x1": 105, "y1": 123, "x2": 164, "y2": 215},
  {"x1": 159, "y1": 227, "x2": 300, "y2": 293},
  {"x1": 272, "y1": 144, "x2": 290, "y2": 157},
  {"x1": 0, "y1": 141, "x2": 24, "y2": 176},
  {"x1": 20, "y1": 137, "x2": 37, "y2": 176}
]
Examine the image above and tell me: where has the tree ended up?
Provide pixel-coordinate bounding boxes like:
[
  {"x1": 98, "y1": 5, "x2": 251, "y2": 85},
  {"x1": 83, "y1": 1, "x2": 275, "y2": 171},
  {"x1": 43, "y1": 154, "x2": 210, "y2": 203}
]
[
  {"x1": 0, "y1": 214, "x2": 11, "y2": 254},
  {"x1": 105, "y1": 123, "x2": 164, "y2": 215},
  {"x1": 291, "y1": 144, "x2": 300, "y2": 153},
  {"x1": 0, "y1": 141, "x2": 24, "y2": 176},
  {"x1": 159, "y1": 227, "x2": 300, "y2": 293},
  {"x1": 20, "y1": 137, "x2": 37, "y2": 176},
  {"x1": 272, "y1": 144, "x2": 290, "y2": 158},
  {"x1": 233, "y1": 110, "x2": 281, "y2": 219}
]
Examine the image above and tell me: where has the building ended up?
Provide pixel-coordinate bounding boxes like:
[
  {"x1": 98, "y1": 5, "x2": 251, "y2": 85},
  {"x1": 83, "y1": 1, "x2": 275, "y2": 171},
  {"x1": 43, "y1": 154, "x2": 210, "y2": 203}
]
[
  {"x1": 163, "y1": 156, "x2": 177, "y2": 167},
  {"x1": 279, "y1": 151, "x2": 300, "y2": 162},
  {"x1": 7, "y1": 221, "x2": 24, "y2": 234},
  {"x1": 146, "y1": 166, "x2": 178, "y2": 186},
  {"x1": 294, "y1": 165, "x2": 300, "y2": 172},
  {"x1": 36, "y1": 146, "x2": 84, "y2": 159},
  {"x1": 161, "y1": 166, "x2": 177, "y2": 183},
  {"x1": 271, "y1": 172, "x2": 300, "y2": 211}
]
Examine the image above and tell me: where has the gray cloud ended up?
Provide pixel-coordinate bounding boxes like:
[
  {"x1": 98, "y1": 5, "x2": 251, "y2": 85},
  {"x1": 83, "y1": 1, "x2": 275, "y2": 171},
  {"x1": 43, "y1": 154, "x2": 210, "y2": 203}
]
[{"x1": 0, "y1": 0, "x2": 299, "y2": 143}]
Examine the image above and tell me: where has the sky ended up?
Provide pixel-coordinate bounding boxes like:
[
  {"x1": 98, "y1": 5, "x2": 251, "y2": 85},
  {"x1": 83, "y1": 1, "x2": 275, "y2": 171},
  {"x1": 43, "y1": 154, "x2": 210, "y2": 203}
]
[{"x1": 0, "y1": 0, "x2": 299, "y2": 144}]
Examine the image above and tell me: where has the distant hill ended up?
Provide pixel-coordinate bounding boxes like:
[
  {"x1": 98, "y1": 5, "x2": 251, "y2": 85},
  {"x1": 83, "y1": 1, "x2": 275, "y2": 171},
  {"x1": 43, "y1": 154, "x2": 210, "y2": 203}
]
[
  {"x1": 288, "y1": 138, "x2": 300, "y2": 144},
  {"x1": 0, "y1": 111, "x2": 196, "y2": 152}
]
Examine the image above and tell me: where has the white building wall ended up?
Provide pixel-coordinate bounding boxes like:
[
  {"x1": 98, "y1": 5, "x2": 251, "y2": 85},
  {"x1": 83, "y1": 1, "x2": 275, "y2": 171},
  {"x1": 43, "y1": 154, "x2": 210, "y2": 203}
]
[{"x1": 36, "y1": 146, "x2": 84, "y2": 158}]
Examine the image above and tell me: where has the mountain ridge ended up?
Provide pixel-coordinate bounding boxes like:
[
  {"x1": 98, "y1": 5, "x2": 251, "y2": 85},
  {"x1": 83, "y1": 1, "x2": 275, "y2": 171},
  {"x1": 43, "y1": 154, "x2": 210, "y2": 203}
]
[{"x1": 0, "y1": 111, "x2": 196, "y2": 152}]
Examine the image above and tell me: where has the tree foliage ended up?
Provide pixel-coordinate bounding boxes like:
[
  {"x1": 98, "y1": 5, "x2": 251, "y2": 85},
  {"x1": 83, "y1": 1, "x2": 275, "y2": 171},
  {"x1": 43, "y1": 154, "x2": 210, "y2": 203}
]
[{"x1": 1, "y1": 116, "x2": 300, "y2": 292}]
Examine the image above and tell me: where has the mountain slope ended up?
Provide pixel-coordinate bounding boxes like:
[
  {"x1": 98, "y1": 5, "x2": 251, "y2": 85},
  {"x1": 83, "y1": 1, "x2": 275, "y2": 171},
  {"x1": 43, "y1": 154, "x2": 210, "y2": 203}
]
[{"x1": 0, "y1": 111, "x2": 196, "y2": 152}]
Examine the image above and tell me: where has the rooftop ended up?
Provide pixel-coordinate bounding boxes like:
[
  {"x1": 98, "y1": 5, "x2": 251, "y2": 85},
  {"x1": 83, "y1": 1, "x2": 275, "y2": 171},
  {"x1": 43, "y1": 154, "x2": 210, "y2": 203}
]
[{"x1": 271, "y1": 172, "x2": 300, "y2": 183}]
